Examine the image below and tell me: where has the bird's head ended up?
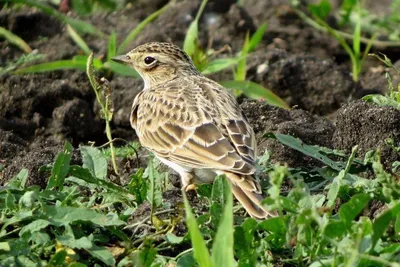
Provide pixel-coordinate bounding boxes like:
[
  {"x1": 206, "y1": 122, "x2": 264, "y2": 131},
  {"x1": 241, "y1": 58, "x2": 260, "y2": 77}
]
[{"x1": 112, "y1": 42, "x2": 200, "y2": 89}]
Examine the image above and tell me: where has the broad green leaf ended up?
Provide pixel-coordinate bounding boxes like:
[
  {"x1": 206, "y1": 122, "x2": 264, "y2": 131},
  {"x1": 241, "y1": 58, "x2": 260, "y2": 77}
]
[
  {"x1": 166, "y1": 233, "x2": 185, "y2": 244},
  {"x1": 48, "y1": 250, "x2": 67, "y2": 266},
  {"x1": 211, "y1": 178, "x2": 234, "y2": 267},
  {"x1": 183, "y1": 0, "x2": 208, "y2": 57},
  {"x1": 220, "y1": 80, "x2": 289, "y2": 109},
  {"x1": 177, "y1": 253, "x2": 196, "y2": 267},
  {"x1": 47, "y1": 141, "x2": 72, "y2": 191},
  {"x1": 42, "y1": 205, "x2": 125, "y2": 227},
  {"x1": 58, "y1": 235, "x2": 115, "y2": 266},
  {"x1": 371, "y1": 202, "x2": 400, "y2": 250},
  {"x1": 117, "y1": 3, "x2": 170, "y2": 54},
  {"x1": 80, "y1": 146, "x2": 108, "y2": 180},
  {"x1": 19, "y1": 219, "x2": 50, "y2": 236},
  {"x1": 362, "y1": 94, "x2": 400, "y2": 109},
  {"x1": 67, "y1": 24, "x2": 91, "y2": 55},
  {"x1": 19, "y1": 191, "x2": 36, "y2": 208},
  {"x1": 127, "y1": 246, "x2": 157, "y2": 267},
  {"x1": 339, "y1": 193, "x2": 370, "y2": 227},
  {"x1": 0, "y1": 26, "x2": 31, "y2": 53},
  {"x1": 308, "y1": 0, "x2": 332, "y2": 20},
  {"x1": 183, "y1": 191, "x2": 213, "y2": 267},
  {"x1": 69, "y1": 165, "x2": 134, "y2": 202},
  {"x1": 201, "y1": 58, "x2": 238, "y2": 75},
  {"x1": 248, "y1": 23, "x2": 267, "y2": 52},
  {"x1": 145, "y1": 158, "x2": 163, "y2": 220},
  {"x1": 5, "y1": 168, "x2": 28, "y2": 189}
]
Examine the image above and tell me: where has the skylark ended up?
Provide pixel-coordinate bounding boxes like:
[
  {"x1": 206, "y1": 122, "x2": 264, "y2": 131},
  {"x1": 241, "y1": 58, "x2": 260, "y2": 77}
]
[{"x1": 112, "y1": 42, "x2": 276, "y2": 219}]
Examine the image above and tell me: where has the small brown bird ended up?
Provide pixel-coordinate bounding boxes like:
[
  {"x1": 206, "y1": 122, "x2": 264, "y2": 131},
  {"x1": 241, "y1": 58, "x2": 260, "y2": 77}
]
[{"x1": 112, "y1": 42, "x2": 275, "y2": 219}]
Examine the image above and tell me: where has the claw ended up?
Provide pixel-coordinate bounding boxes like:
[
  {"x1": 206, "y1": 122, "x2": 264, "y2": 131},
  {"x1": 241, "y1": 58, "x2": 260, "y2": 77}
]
[{"x1": 185, "y1": 184, "x2": 198, "y2": 192}]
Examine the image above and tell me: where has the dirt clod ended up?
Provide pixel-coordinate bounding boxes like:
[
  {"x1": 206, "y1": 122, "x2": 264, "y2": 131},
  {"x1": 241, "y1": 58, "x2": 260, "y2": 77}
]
[
  {"x1": 241, "y1": 99, "x2": 335, "y2": 168},
  {"x1": 333, "y1": 100, "x2": 400, "y2": 168}
]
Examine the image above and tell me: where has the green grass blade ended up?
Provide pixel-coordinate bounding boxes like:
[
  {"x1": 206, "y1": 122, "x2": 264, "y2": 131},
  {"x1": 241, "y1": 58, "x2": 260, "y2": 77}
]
[
  {"x1": 104, "y1": 61, "x2": 139, "y2": 77},
  {"x1": 248, "y1": 23, "x2": 267, "y2": 53},
  {"x1": 117, "y1": 3, "x2": 170, "y2": 54},
  {"x1": 7, "y1": 0, "x2": 104, "y2": 37},
  {"x1": 183, "y1": 191, "x2": 214, "y2": 267},
  {"x1": 0, "y1": 26, "x2": 31, "y2": 53},
  {"x1": 220, "y1": 80, "x2": 289, "y2": 109},
  {"x1": 234, "y1": 32, "x2": 249, "y2": 81},
  {"x1": 183, "y1": 0, "x2": 208, "y2": 57},
  {"x1": 201, "y1": 57, "x2": 238, "y2": 75},
  {"x1": 66, "y1": 25, "x2": 91, "y2": 55},
  {"x1": 211, "y1": 177, "x2": 234, "y2": 267},
  {"x1": 13, "y1": 55, "x2": 102, "y2": 74},
  {"x1": 107, "y1": 31, "x2": 117, "y2": 61}
]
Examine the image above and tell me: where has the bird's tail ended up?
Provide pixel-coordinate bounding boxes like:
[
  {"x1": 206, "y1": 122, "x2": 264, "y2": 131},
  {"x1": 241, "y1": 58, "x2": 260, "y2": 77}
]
[{"x1": 223, "y1": 172, "x2": 277, "y2": 219}]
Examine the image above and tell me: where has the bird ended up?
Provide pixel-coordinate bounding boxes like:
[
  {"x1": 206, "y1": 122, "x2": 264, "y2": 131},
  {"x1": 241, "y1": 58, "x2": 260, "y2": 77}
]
[{"x1": 111, "y1": 42, "x2": 276, "y2": 219}]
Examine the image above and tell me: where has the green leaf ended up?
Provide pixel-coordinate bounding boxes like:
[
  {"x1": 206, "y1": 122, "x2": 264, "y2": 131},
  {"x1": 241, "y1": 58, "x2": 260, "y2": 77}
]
[
  {"x1": 0, "y1": 26, "x2": 31, "y2": 53},
  {"x1": 58, "y1": 235, "x2": 115, "y2": 266},
  {"x1": 371, "y1": 202, "x2": 400, "y2": 250},
  {"x1": 235, "y1": 32, "x2": 249, "y2": 81},
  {"x1": 183, "y1": 191, "x2": 213, "y2": 267},
  {"x1": 5, "y1": 168, "x2": 28, "y2": 189},
  {"x1": 127, "y1": 246, "x2": 157, "y2": 267},
  {"x1": 177, "y1": 253, "x2": 196, "y2": 267},
  {"x1": 80, "y1": 146, "x2": 108, "y2": 180},
  {"x1": 19, "y1": 191, "x2": 36, "y2": 208},
  {"x1": 47, "y1": 141, "x2": 72, "y2": 191},
  {"x1": 67, "y1": 24, "x2": 91, "y2": 55},
  {"x1": 362, "y1": 94, "x2": 400, "y2": 109},
  {"x1": 166, "y1": 233, "x2": 185, "y2": 244},
  {"x1": 183, "y1": 0, "x2": 208, "y2": 57},
  {"x1": 201, "y1": 58, "x2": 239, "y2": 75},
  {"x1": 308, "y1": 0, "x2": 332, "y2": 20},
  {"x1": 48, "y1": 250, "x2": 67, "y2": 266},
  {"x1": 265, "y1": 133, "x2": 345, "y2": 171},
  {"x1": 13, "y1": 56, "x2": 94, "y2": 74},
  {"x1": 339, "y1": 193, "x2": 370, "y2": 227},
  {"x1": 69, "y1": 165, "x2": 132, "y2": 198},
  {"x1": 248, "y1": 23, "x2": 267, "y2": 53},
  {"x1": 145, "y1": 158, "x2": 163, "y2": 220},
  {"x1": 210, "y1": 175, "x2": 229, "y2": 228},
  {"x1": 104, "y1": 61, "x2": 139, "y2": 77},
  {"x1": 42, "y1": 205, "x2": 125, "y2": 227},
  {"x1": 107, "y1": 31, "x2": 117, "y2": 61},
  {"x1": 117, "y1": 3, "x2": 170, "y2": 54},
  {"x1": 211, "y1": 178, "x2": 234, "y2": 267},
  {"x1": 19, "y1": 219, "x2": 51, "y2": 236},
  {"x1": 220, "y1": 80, "x2": 289, "y2": 109}
]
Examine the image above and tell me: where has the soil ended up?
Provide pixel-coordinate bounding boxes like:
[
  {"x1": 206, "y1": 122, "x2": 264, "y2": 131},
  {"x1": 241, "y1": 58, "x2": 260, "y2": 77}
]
[{"x1": 1, "y1": 1, "x2": 400, "y2": 196}]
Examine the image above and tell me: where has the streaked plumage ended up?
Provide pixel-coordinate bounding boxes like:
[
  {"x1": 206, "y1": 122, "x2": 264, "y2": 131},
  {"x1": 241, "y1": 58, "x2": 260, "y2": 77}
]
[{"x1": 112, "y1": 42, "x2": 276, "y2": 219}]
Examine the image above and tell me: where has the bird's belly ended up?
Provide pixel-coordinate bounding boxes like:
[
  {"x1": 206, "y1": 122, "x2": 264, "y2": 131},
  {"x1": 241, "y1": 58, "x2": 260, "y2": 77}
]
[{"x1": 193, "y1": 169, "x2": 217, "y2": 184}]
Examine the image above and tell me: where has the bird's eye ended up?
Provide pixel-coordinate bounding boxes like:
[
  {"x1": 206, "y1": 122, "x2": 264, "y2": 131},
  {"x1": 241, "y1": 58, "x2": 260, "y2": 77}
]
[{"x1": 144, "y1": 56, "x2": 156, "y2": 65}]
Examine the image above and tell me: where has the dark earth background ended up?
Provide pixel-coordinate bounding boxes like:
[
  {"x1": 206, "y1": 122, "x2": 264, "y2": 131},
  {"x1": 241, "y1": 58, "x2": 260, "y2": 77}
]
[{"x1": 1, "y1": 0, "x2": 400, "y2": 190}]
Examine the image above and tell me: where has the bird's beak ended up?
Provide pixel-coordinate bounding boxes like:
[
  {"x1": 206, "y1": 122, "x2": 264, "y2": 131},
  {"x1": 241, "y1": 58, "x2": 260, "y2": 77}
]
[{"x1": 111, "y1": 55, "x2": 129, "y2": 64}]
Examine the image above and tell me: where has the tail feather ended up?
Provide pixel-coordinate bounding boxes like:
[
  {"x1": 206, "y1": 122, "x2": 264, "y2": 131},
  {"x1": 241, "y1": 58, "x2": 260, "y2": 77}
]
[{"x1": 224, "y1": 172, "x2": 277, "y2": 219}]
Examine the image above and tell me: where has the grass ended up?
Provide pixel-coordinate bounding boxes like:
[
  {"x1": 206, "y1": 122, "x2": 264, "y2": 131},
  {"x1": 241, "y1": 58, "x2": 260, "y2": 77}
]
[
  {"x1": 291, "y1": 0, "x2": 377, "y2": 82},
  {"x1": 1, "y1": 133, "x2": 400, "y2": 266},
  {"x1": 362, "y1": 53, "x2": 400, "y2": 109}
]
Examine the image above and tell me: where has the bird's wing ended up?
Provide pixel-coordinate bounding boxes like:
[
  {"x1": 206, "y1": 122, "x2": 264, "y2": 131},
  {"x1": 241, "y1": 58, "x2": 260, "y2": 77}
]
[{"x1": 132, "y1": 78, "x2": 256, "y2": 175}]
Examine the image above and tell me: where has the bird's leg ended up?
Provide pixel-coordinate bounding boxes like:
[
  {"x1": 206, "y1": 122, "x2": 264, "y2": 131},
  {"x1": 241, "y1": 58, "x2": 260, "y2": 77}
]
[{"x1": 181, "y1": 172, "x2": 197, "y2": 192}]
